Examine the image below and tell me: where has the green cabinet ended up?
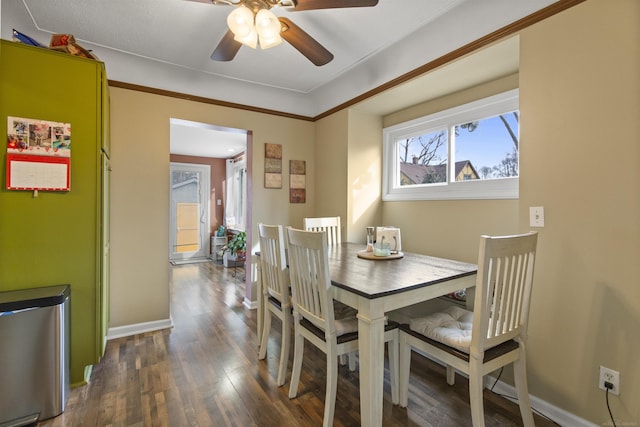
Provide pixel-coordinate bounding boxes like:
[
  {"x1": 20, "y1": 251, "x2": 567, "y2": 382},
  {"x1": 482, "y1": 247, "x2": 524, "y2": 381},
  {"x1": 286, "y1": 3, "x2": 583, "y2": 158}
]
[{"x1": 0, "y1": 40, "x2": 110, "y2": 385}]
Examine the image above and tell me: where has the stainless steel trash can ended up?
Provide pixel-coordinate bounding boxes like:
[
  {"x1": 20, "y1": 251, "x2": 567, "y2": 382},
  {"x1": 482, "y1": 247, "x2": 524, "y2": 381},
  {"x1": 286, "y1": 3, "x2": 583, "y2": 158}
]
[{"x1": 0, "y1": 285, "x2": 70, "y2": 427}]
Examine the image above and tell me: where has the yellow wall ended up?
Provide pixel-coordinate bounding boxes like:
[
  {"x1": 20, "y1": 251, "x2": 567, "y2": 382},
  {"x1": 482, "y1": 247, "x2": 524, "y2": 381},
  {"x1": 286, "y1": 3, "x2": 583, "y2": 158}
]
[
  {"x1": 346, "y1": 110, "x2": 383, "y2": 243},
  {"x1": 109, "y1": 87, "x2": 315, "y2": 328},
  {"x1": 313, "y1": 110, "x2": 349, "y2": 235},
  {"x1": 314, "y1": 107, "x2": 384, "y2": 244},
  {"x1": 519, "y1": 0, "x2": 639, "y2": 422}
]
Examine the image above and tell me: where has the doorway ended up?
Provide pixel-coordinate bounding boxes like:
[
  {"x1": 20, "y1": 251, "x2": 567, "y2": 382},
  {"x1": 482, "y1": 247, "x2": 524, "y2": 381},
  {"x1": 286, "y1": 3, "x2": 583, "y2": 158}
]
[
  {"x1": 169, "y1": 162, "x2": 211, "y2": 261},
  {"x1": 168, "y1": 118, "x2": 251, "y2": 265}
]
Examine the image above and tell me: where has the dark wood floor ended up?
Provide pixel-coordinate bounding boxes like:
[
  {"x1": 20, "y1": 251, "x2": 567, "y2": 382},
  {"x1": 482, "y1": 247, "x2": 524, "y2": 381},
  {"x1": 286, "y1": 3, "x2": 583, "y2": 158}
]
[{"x1": 39, "y1": 261, "x2": 559, "y2": 426}]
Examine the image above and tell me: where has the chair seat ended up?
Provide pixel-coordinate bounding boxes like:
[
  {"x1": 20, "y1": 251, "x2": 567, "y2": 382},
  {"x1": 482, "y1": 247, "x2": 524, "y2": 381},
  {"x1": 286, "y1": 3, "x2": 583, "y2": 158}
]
[
  {"x1": 267, "y1": 294, "x2": 292, "y2": 311},
  {"x1": 406, "y1": 305, "x2": 520, "y2": 363},
  {"x1": 400, "y1": 323, "x2": 519, "y2": 363},
  {"x1": 408, "y1": 305, "x2": 473, "y2": 352},
  {"x1": 301, "y1": 317, "x2": 400, "y2": 345}
]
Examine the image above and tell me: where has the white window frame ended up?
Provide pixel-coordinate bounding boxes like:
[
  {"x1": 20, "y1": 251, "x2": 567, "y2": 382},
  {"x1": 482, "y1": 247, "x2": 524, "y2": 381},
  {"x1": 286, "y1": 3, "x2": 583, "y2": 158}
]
[{"x1": 382, "y1": 89, "x2": 519, "y2": 201}]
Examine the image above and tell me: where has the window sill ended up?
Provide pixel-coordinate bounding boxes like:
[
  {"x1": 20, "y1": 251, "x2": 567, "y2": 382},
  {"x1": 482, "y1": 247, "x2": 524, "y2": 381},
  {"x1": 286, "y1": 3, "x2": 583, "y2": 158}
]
[{"x1": 382, "y1": 177, "x2": 518, "y2": 201}]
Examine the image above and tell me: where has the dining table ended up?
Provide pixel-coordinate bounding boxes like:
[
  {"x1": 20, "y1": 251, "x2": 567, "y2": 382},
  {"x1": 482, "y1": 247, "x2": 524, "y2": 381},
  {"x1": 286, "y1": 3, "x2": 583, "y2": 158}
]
[{"x1": 255, "y1": 242, "x2": 477, "y2": 427}]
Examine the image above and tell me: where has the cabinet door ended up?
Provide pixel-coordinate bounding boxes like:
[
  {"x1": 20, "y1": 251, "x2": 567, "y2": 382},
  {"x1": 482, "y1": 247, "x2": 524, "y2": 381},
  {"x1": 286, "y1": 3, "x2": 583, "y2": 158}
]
[{"x1": 0, "y1": 40, "x2": 105, "y2": 384}]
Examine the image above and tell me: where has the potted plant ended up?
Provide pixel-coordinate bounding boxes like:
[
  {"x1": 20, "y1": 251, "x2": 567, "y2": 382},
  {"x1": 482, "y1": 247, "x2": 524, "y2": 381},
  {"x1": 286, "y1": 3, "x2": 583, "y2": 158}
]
[{"x1": 223, "y1": 231, "x2": 246, "y2": 267}]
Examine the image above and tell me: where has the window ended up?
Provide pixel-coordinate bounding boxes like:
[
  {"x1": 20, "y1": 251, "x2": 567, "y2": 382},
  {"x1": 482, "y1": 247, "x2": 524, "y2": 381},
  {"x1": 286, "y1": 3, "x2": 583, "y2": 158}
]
[{"x1": 383, "y1": 89, "x2": 519, "y2": 201}]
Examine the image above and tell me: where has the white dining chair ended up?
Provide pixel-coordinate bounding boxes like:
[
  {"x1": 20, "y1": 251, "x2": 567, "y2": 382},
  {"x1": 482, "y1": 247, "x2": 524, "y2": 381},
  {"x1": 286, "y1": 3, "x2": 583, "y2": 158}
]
[
  {"x1": 257, "y1": 223, "x2": 292, "y2": 386},
  {"x1": 303, "y1": 216, "x2": 341, "y2": 246},
  {"x1": 285, "y1": 227, "x2": 399, "y2": 427},
  {"x1": 398, "y1": 232, "x2": 538, "y2": 427},
  {"x1": 303, "y1": 216, "x2": 355, "y2": 369}
]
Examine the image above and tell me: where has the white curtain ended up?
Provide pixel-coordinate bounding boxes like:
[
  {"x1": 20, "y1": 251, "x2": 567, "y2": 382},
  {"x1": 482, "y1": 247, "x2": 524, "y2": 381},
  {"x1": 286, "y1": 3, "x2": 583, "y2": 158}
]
[
  {"x1": 225, "y1": 159, "x2": 235, "y2": 228},
  {"x1": 225, "y1": 158, "x2": 246, "y2": 231}
]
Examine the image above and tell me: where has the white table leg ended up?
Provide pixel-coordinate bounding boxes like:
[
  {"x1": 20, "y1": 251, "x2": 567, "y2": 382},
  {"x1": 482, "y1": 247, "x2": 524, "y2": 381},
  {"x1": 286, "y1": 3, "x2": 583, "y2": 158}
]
[{"x1": 357, "y1": 301, "x2": 386, "y2": 427}]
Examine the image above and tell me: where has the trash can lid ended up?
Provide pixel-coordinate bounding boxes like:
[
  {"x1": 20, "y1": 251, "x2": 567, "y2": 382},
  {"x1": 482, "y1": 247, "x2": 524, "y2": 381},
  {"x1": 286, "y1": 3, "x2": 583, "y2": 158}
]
[{"x1": 0, "y1": 285, "x2": 70, "y2": 312}]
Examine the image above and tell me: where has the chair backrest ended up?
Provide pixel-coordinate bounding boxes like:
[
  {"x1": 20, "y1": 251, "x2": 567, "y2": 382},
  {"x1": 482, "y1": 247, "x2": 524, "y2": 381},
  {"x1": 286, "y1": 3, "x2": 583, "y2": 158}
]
[
  {"x1": 303, "y1": 216, "x2": 341, "y2": 246},
  {"x1": 471, "y1": 232, "x2": 538, "y2": 353},
  {"x1": 258, "y1": 223, "x2": 289, "y2": 306},
  {"x1": 285, "y1": 227, "x2": 336, "y2": 334}
]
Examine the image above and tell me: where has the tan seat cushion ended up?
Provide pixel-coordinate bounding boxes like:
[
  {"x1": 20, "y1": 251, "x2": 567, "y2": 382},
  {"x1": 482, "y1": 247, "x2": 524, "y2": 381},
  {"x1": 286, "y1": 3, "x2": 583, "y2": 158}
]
[
  {"x1": 332, "y1": 301, "x2": 394, "y2": 336},
  {"x1": 334, "y1": 317, "x2": 358, "y2": 336},
  {"x1": 409, "y1": 305, "x2": 473, "y2": 353},
  {"x1": 333, "y1": 301, "x2": 358, "y2": 335}
]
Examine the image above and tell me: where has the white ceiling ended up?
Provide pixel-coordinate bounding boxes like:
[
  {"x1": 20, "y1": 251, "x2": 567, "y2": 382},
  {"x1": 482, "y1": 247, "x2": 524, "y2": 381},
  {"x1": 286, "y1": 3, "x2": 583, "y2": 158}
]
[
  {"x1": 1, "y1": 0, "x2": 556, "y2": 157},
  {"x1": 169, "y1": 118, "x2": 248, "y2": 158}
]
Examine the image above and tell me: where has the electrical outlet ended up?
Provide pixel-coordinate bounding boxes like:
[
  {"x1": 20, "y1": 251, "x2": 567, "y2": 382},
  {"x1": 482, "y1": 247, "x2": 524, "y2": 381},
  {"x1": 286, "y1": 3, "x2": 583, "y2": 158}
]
[{"x1": 599, "y1": 366, "x2": 620, "y2": 395}]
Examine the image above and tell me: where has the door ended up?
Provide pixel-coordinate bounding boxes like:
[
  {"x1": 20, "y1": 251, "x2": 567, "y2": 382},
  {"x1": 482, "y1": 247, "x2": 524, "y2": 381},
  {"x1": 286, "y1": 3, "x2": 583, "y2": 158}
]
[{"x1": 170, "y1": 163, "x2": 210, "y2": 261}]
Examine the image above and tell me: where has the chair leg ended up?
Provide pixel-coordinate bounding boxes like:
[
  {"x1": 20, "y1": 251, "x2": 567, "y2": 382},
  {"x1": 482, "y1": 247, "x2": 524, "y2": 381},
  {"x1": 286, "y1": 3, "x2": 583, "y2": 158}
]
[
  {"x1": 446, "y1": 365, "x2": 456, "y2": 385},
  {"x1": 468, "y1": 357, "x2": 486, "y2": 427},
  {"x1": 258, "y1": 309, "x2": 272, "y2": 360},
  {"x1": 339, "y1": 354, "x2": 347, "y2": 366},
  {"x1": 276, "y1": 311, "x2": 291, "y2": 386},
  {"x1": 387, "y1": 331, "x2": 399, "y2": 405},
  {"x1": 288, "y1": 327, "x2": 304, "y2": 399},
  {"x1": 348, "y1": 352, "x2": 357, "y2": 371},
  {"x1": 514, "y1": 353, "x2": 535, "y2": 427},
  {"x1": 323, "y1": 342, "x2": 339, "y2": 427},
  {"x1": 398, "y1": 331, "x2": 411, "y2": 408}
]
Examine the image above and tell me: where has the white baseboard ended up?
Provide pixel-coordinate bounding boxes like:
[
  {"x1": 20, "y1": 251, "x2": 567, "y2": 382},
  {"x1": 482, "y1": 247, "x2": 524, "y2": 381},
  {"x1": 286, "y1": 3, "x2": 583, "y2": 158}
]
[
  {"x1": 411, "y1": 349, "x2": 596, "y2": 426},
  {"x1": 487, "y1": 377, "x2": 598, "y2": 427},
  {"x1": 107, "y1": 317, "x2": 174, "y2": 340},
  {"x1": 243, "y1": 297, "x2": 257, "y2": 310}
]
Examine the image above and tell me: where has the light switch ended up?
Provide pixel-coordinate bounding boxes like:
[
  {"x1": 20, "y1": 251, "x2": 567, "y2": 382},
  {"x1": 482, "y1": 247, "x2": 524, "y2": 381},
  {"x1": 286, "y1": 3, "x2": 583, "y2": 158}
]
[
  {"x1": 217, "y1": 199, "x2": 222, "y2": 206},
  {"x1": 529, "y1": 206, "x2": 544, "y2": 227}
]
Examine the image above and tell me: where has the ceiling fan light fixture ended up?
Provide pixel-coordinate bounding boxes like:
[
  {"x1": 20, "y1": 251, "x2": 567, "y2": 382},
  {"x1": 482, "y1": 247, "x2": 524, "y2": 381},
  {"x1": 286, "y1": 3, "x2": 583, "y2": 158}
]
[
  {"x1": 215, "y1": 0, "x2": 367, "y2": 64},
  {"x1": 228, "y1": 5, "x2": 258, "y2": 48},
  {"x1": 227, "y1": 5, "x2": 254, "y2": 38},
  {"x1": 234, "y1": 28, "x2": 258, "y2": 49},
  {"x1": 258, "y1": 33, "x2": 282, "y2": 49},
  {"x1": 255, "y1": 9, "x2": 282, "y2": 49}
]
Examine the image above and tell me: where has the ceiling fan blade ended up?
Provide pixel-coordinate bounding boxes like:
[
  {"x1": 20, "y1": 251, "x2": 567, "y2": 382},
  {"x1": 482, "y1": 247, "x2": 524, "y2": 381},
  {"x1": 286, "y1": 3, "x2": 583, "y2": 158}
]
[
  {"x1": 279, "y1": 17, "x2": 333, "y2": 66},
  {"x1": 211, "y1": 29, "x2": 242, "y2": 61},
  {"x1": 292, "y1": 0, "x2": 378, "y2": 11}
]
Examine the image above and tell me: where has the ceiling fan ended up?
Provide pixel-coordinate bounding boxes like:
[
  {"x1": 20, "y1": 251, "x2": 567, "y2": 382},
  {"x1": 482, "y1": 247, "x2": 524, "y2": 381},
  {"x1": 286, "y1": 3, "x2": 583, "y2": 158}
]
[{"x1": 209, "y1": 0, "x2": 379, "y2": 66}]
